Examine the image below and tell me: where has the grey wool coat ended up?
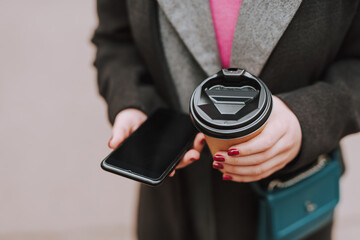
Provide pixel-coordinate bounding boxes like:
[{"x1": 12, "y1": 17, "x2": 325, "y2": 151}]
[{"x1": 92, "y1": 0, "x2": 360, "y2": 239}]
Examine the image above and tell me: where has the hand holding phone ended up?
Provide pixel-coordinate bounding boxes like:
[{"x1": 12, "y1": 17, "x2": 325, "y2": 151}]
[
  {"x1": 108, "y1": 108, "x2": 148, "y2": 149},
  {"x1": 102, "y1": 108, "x2": 204, "y2": 185},
  {"x1": 168, "y1": 132, "x2": 205, "y2": 176}
]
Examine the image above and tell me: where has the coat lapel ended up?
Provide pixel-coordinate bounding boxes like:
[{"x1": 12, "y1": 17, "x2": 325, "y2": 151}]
[
  {"x1": 156, "y1": 0, "x2": 221, "y2": 76},
  {"x1": 157, "y1": 0, "x2": 303, "y2": 77},
  {"x1": 231, "y1": 0, "x2": 303, "y2": 76}
]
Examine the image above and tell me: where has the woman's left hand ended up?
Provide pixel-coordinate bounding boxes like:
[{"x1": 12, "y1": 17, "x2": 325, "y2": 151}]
[{"x1": 213, "y1": 96, "x2": 302, "y2": 182}]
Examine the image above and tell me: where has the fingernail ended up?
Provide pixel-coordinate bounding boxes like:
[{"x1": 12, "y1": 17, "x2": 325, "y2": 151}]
[
  {"x1": 213, "y1": 162, "x2": 223, "y2": 169},
  {"x1": 190, "y1": 158, "x2": 198, "y2": 162},
  {"x1": 108, "y1": 136, "x2": 113, "y2": 148},
  {"x1": 227, "y1": 149, "x2": 239, "y2": 156},
  {"x1": 223, "y1": 175, "x2": 232, "y2": 181},
  {"x1": 200, "y1": 139, "x2": 206, "y2": 145},
  {"x1": 213, "y1": 154, "x2": 225, "y2": 162}
]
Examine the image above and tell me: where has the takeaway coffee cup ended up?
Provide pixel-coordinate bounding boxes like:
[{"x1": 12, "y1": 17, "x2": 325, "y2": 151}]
[{"x1": 189, "y1": 68, "x2": 273, "y2": 155}]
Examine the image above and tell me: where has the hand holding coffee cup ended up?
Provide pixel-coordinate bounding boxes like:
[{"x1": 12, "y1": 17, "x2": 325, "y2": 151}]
[
  {"x1": 190, "y1": 69, "x2": 302, "y2": 182},
  {"x1": 190, "y1": 68, "x2": 273, "y2": 155}
]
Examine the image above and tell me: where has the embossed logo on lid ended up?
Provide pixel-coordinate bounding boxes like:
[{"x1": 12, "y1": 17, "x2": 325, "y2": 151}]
[{"x1": 190, "y1": 68, "x2": 273, "y2": 139}]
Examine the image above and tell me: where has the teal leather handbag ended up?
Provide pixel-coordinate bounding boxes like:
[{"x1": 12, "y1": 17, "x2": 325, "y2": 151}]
[{"x1": 252, "y1": 149, "x2": 342, "y2": 240}]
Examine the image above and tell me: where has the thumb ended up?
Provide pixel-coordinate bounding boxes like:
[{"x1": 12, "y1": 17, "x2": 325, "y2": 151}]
[
  {"x1": 108, "y1": 108, "x2": 147, "y2": 149},
  {"x1": 109, "y1": 126, "x2": 129, "y2": 149}
]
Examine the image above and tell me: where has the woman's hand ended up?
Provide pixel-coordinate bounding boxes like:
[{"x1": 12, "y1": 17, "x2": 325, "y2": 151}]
[
  {"x1": 108, "y1": 108, "x2": 148, "y2": 149},
  {"x1": 169, "y1": 132, "x2": 206, "y2": 177},
  {"x1": 212, "y1": 96, "x2": 302, "y2": 182},
  {"x1": 108, "y1": 109, "x2": 206, "y2": 177}
]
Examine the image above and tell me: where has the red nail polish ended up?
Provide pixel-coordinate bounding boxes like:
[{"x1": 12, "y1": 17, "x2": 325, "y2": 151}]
[
  {"x1": 201, "y1": 139, "x2": 206, "y2": 145},
  {"x1": 190, "y1": 158, "x2": 198, "y2": 162},
  {"x1": 223, "y1": 175, "x2": 232, "y2": 181},
  {"x1": 227, "y1": 149, "x2": 239, "y2": 156},
  {"x1": 213, "y1": 154, "x2": 225, "y2": 162},
  {"x1": 213, "y1": 162, "x2": 224, "y2": 169},
  {"x1": 108, "y1": 136, "x2": 113, "y2": 148}
]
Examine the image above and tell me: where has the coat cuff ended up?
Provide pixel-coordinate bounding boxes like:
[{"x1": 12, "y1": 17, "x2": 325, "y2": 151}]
[{"x1": 274, "y1": 80, "x2": 353, "y2": 175}]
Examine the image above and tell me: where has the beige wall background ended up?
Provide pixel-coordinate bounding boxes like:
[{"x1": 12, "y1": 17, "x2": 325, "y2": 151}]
[{"x1": 0, "y1": 1, "x2": 359, "y2": 239}]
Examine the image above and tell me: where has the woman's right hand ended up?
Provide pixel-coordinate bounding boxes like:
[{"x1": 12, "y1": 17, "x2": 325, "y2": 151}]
[
  {"x1": 108, "y1": 108, "x2": 206, "y2": 177},
  {"x1": 108, "y1": 108, "x2": 148, "y2": 149}
]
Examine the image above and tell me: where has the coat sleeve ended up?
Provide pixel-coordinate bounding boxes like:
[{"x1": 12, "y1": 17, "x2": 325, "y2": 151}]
[
  {"x1": 275, "y1": 4, "x2": 360, "y2": 175},
  {"x1": 91, "y1": 0, "x2": 165, "y2": 125}
]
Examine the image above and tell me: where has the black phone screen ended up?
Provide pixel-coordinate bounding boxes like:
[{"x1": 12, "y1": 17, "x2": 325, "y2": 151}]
[{"x1": 103, "y1": 109, "x2": 197, "y2": 181}]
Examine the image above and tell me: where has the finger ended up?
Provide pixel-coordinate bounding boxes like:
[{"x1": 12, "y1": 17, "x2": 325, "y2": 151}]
[
  {"x1": 220, "y1": 152, "x2": 292, "y2": 182},
  {"x1": 130, "y1": 116, "x2": 147, "y2": 133},
  {"x1": 169, "y1": 170, "x2": 176, "y2": 177},
  {"x1": 222, "y1": 162, "x2": 287, "y2": 183},
  {"x1": 109, "y1": 109, "x2": 147, "y2": 149},
  {"x1": 176, "y1": 149, "x2": 200, "y2": 169},
  {"x1": 227, "y1": 120, "x2": 286, "y2": 157},
  {"x1": 109, "y1": 126, "x2": 129, "y2": 149},
  {"x1": 218, "y1": 135, "x2": 291, "y2": 166},
  {"x1": 193, "y1": 133, "x2": 206, "y2": 152}
]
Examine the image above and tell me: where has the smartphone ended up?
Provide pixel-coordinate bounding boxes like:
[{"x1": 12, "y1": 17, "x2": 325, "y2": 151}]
[{"x1": 101, "y1": 108, "x2": 198, "y2": 186}]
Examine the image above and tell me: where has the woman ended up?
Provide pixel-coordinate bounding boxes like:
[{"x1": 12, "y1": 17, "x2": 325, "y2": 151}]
[{"x1": 92, "y1": 0, "x2": 360, "y2": 239}]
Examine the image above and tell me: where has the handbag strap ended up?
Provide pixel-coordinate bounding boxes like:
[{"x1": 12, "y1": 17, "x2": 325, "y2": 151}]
[
  {"x1": 251, "y1": 147, "x2": 342, "y2": 194},
  {"x1": 267, "y1": 155, "x2": 327, "y2": 191}
]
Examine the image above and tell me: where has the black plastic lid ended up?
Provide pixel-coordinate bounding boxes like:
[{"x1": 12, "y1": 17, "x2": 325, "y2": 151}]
[{"x1": 189, "y1": 68, "x2": 273, "y2": 139}]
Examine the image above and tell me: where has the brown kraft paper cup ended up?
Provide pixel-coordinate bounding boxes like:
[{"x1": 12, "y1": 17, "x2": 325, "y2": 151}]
[
  {"x1": 189, "y1": 68, "x2": 273, "y2": 156},
  {"x1": 204, "y1": 123, "x2": 266, "y2": 156}
]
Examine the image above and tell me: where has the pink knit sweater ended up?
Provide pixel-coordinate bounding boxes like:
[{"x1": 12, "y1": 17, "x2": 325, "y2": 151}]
[{"x1": 210, "y1": 0, "x2": 242, "y2": 68}]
